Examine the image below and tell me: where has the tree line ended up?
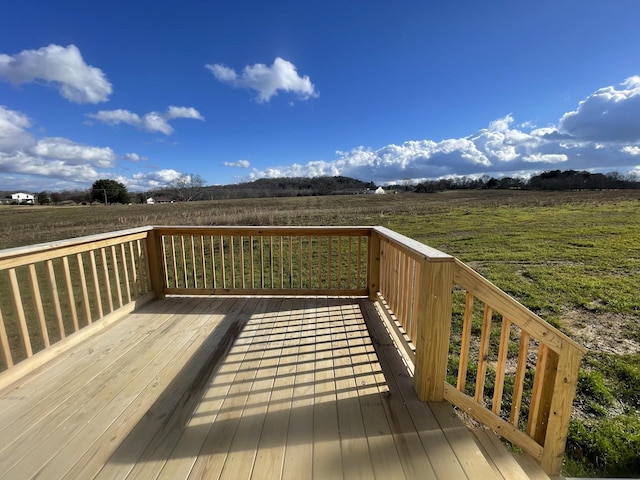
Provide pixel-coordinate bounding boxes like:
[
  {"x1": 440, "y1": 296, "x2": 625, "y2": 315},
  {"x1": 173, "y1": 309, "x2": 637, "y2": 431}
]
[{"x1": 21, "y1": 170, "x2": 640, "y2": 206}]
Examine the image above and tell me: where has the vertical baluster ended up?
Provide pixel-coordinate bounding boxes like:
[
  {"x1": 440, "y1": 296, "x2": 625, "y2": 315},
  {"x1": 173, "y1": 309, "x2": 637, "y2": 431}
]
[
  {"x1": 269, "y1": 236, "x2": 274, "y2": 288},
  {"x1": 260, "y1": 236, "x2": 265, "y2": 288},
  {"x1": 89, "y1": 250, "x2": 102, "y2": 321},
  {"x1": 128, "y1": 242, "x2": 139, "y2": 298},
  {"x1": 347, "y1": 236, "x2": 352, "y2": 289},
  {"x1": 240, "y1": 236, "x2": 246, "y2": 289},
  {"x1": 111, "y1": 245, "x2": 123, "y2": 309},
  {"x1": 8, "y1": 268, "x2": 32, "y2": 357},
  {"x1": 492, "y1": 318, "x2": 512, "y2": 415},
  {"x1": 298, "y1": 236, "x2": 303, "y2": 289},
  {"x1": 510, "y1": 331, "x2": 530, "y2": 425},
  {"x1": 76, "y1": 253, "x2": 92, "y2": 324},
  {"x1": 337, "y1": 236, "x2": 342, "y2": 289},
  {"x1": 474, "y1": 304, "x2": 493, "y2": 402},
  {"x1": 210, "y1": 235, "x2": 217, "y2": 289},
  {"x1": 169, "y1": 236, "x2": 177, "y2": 288},
  {"x1": 46, "y1": 260, "x2": 65, "y2": 338},
  {"x1": 288, "y1": 236, "x2": 293, "y2": 288},
  {"x1": 307, "y1": 236, "x2": 312, "y2": 288},
  {"x1": 120, "y1": 243, "x2": 132, "y2": 303},
  {"x1": 357, "y1": 236, "x2": 362, "y2": 289},
  {"x1": 230, "y1": 236, "x2": 236, "y2": 288},
  {"x1": 279, "y1": 236, "x2": 284, "y2": 289},
  {"x1": 327, "y1": 235, "x2": 332, "y2": 289},
  {"x1": 219, "y1": 235, "x2": 226, "y2": 289},
  {"x1": 27, "y1": 264, "x2": 49, "y2": 348},
  {"x1": 100, "y1": 248, "x2": 114, "y2": 313},
  {"x1": 0, "y1": 308, "x2": 13, "y2": 368},
  {"x1": 190, "y1": 235, "x2": 197, "y2": 289},
  {"x1": 457, "y1": 292, "x2": 475, "y2": 391},
  {"x1": 180, "y1": 236, "x2": 188, "y2": 288},
  {"x1": 200, "y1": 235, "x2": 207, "y2": 289},
  {"x1": 62, "y1": 256, "x2": 79, "y2": 332},
  {"x1": 250, "y1": 236, "x2": 255, "y2": 289}
]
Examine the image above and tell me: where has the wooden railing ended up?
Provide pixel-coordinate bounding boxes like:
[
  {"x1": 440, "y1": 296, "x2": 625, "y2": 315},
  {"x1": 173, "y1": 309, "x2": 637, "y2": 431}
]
[
  {"x1": 149, "y1": 226, "x2": 371, "y2": 296},
  {"x1": 0, "y1": 227, "x2": 153, "y2": 377},
  {"x1": 372, "y1": 226, "x2": 587, "y2": 475},
  {"x1": 0, "y1": 225, "x2": 585, "y2": 475}
]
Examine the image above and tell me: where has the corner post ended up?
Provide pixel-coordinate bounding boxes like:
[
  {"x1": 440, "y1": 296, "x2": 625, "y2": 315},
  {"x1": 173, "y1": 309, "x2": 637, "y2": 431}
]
[
  {"x1": 413, "y1": 257, "x2": 455, "y2": 401},
  {"x1": 145, "y1": 228, "x2": 166, "y2": 299},
  {"x1": 539, "y1": 347, "x2": 584, "y2": 475},
  {"x1": 367, "y1": 229, "x2": 381, "y2": 300}
]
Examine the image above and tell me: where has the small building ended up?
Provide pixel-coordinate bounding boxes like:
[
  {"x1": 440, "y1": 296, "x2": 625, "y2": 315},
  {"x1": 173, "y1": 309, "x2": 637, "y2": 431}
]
[
  {"x1": 7, "y1": 192, "x2": 35, "y2": 205},
  {"x1": 374, "y1": 186, "x2": 386, "y2": 194},
  {"x1": 146, "y1": 197, "x2": 155, "y2": 205}
]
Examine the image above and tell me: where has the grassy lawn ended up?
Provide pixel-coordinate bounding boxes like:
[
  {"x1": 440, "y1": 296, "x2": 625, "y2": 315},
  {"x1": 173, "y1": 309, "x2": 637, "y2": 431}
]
[{"x1": 1, "y1": 189, "x2": 639, "y2": 476}]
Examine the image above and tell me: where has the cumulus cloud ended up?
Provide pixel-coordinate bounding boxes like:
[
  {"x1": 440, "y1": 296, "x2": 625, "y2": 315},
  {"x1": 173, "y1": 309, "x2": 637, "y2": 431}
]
[
  {"x1": 0, "y1": 105, "x2": 116, "y2": 186},
  {"x1": 87, "y1": 105, "x2": 204, "y2": 135},
  {"x1": 117, "y1": 169, "x2": 183, "y2": 191},
  {"x1": 224, "y1": 159, "x2": 251, "y2": 168},
  {"x1": 0, "y1": 44, "x2": 112, "y2": 103},
  {"x1": 558, "y1": 76, "x2": 640, "y2": 142},
  {"x1": 622, "y1": 146, "x2": 640, "y2": 156},
  {"x1": 205, "y1": 57, "x2": 318, "y2": 102}
]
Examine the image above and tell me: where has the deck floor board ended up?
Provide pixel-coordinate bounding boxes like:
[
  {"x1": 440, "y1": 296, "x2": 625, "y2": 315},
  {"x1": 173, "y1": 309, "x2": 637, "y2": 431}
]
[{"x1": 0, "y1": 295, "x2": 524, "y2": 479}]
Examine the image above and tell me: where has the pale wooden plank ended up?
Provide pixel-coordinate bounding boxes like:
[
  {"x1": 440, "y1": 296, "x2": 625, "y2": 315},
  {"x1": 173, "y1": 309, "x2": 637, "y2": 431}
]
[
  {"x1": 281, "y1": 298, "x2": 316, "y2": 480},
  {"x1": 513, "y1": 452, "x2": 550, "y2": 480},
  {"x1": 472, "y1": 428, "x2": 530, "y2": 480},
  {"x1": 429, "y1": 401, "x2": 499, "y2": 479},
  {"x1": 111, "y1": 245, "x2": 123, "y2": 309},
  {"x1": 331, "y1": 300, "x2": 375, "y2": 480},
  {"x1": 311, "y1": 297, "x2": 344, "y2": 480},
  {"x1": 250, "y1": 297, "x2": 300, "y2": 480},
  {"x1": 96, "y1": 297, "x2": 256, "y2": 480},
  {"x1": 36, "y1": 297, "x2": 237, "y2": 480},
  {"x1": 217, "y1": 298, "x2": 288, "y2": 479},
  {"x1": 153, "y1": 298, "x2": 269, "y2": 480},
  {"x1": 185, "y1": 298, "x2": 277, "y2": 479},
  {"x1": 361, "y1": 299, "x2": 467, "y2": 479},
  {"x1": 0, "y1": 297, "x2": 216, "y2": 478}
]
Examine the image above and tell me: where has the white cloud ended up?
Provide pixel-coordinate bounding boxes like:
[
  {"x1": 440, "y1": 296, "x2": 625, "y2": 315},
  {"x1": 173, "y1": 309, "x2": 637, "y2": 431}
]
[
  {"x1": 205, "y1": 57, "x2": 318, "y2": 102},
  {"x1": 118, "y1": 169, "x2": 183, "y2": 191},
  {"x1": 622, "y1": 146, "x2": 640, "y2": 156},
  {"x1": 559, "y1": 76, "x2": 640, "y2": 142},
  {"x1": 124, "y1": 153, "x2": 147, "y2": 162},
  {"x1": 522, "y1": 153, "x2": 568, "y2": 163},
  {"x1": 87, "y1": 106, "x2": 204, "y2": 135},
  {"x1": 0, "y1": 105, "x2": 116, "y2": 187},
  {"x1": 0, "y1": 44, "x2": 112, "y2": 103},
  {"x1": 224, "y1": 160, "x2": 251, "y2": 168}
]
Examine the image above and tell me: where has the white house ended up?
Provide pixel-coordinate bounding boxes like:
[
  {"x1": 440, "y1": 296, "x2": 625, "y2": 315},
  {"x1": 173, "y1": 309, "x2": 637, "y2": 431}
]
[
  {"x1": 10, "y1": 192, "x2": 35, "y2": 204},
  {"x1": 374, "y1": 186, "x2": 386, "y2": 194}
]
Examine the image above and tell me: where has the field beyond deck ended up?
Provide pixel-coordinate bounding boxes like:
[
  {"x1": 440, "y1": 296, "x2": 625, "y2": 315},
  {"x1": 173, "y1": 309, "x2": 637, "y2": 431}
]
[{"x1": 0, "y1": 296, "x2": 545, "y2": 479}]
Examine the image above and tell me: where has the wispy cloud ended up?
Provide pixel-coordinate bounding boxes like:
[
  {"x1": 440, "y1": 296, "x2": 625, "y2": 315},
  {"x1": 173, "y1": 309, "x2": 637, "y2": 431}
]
[
  {"x1": 224, "y1": 159, "x2": 251, "y2": 168},
  {"x1": 87, "y1": 106, "x2": 204, "y2": 135},
  {"x1": 205, "y1": 57, "x2": 318, "y2": 103},
  {"x1": 0, "y1": 44, "x2": 112, "y2": 103}
]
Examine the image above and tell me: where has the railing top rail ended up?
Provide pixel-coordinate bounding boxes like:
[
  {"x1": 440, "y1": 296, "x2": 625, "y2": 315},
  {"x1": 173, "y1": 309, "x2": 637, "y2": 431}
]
[
  {"x1": 151, "y1": 225, "x2": 374, "y2": 236},
  {"x1": 373, "y1": 226, "x2": 454, "y2": 262},
  {"x1": 0, "y1": 226, "x2": 153, "y2": 269},
  {"x1": 454, "y1": 259, "x2": 588, "y2": 355}
]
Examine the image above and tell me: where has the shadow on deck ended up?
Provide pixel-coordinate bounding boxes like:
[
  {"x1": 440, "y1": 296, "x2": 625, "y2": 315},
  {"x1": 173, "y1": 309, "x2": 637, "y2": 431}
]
[{"x1": 0, "y1": 296, "x2": 549, "y2": 480}]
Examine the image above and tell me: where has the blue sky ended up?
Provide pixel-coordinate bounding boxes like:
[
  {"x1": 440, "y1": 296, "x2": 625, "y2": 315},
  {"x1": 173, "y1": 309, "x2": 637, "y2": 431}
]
[{"x1": 1, "y1": 0, "x2": 640, "y2": 192}]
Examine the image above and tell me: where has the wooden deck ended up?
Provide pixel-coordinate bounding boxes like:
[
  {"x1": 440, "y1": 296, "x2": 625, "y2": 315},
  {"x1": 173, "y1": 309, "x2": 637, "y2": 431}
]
[{"x1": 0, "y1": 296, "x2": 549, "y2": 480}]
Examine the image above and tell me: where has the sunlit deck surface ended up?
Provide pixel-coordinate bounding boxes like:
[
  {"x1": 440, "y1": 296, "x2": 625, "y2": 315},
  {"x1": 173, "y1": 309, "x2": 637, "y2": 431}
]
[{"x1": 0, "y1": 296, "x2": 549, "y2": 480}]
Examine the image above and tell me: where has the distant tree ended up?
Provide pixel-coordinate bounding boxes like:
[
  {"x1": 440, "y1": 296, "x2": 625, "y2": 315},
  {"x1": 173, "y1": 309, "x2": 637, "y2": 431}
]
[
  {"x1": 50, "y1": 192, "x2": 62, "y2": 205},
  {"x1": 37, "y1": 191, "x2": 51, "y2": 205},
  {"x1": 91, "y1": 179, "x2": 130, "y2": 204},
  {"x1": 170, "y1": 173, "x2": 206, "y2": 202}
]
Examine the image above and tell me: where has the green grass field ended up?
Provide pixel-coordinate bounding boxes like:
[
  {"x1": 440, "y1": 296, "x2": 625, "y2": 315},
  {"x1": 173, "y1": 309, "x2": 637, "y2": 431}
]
[{"x1": 1, "y1": 189, "x2": 639, "y2": 476}]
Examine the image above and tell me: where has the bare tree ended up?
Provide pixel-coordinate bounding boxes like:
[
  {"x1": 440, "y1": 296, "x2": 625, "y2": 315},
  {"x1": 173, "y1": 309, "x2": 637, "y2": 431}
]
[{"x1": 170, "y1": 173, "x2": 206, "y2": 202}]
